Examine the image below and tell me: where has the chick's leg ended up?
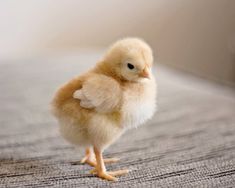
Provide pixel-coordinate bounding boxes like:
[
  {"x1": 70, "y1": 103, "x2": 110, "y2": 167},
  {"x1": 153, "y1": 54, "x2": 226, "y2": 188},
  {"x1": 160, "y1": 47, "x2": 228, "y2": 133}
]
[
  {"x1": 80, "y1": 147, "x2": 120, "y2": 167},
  {"x1": 80, "y1": 147, "x2": 96, "y2": 167},
  {"x1": 92, "y1": 146, "x2": 129, "y2": 181}
]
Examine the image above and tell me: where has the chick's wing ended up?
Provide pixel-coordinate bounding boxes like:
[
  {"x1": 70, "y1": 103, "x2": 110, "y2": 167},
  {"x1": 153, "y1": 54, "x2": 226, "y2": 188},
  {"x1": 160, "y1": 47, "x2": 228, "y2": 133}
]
[{"x1": 73, "y1": 74, "x2": 121, "y2": 113}]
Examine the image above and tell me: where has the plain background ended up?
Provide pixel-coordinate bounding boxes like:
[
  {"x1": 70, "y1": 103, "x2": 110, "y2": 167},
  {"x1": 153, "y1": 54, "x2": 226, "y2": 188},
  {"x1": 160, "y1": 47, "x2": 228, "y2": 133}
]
[{"x1": 0, "y1": 0, "x2": 235, "y2": 85}]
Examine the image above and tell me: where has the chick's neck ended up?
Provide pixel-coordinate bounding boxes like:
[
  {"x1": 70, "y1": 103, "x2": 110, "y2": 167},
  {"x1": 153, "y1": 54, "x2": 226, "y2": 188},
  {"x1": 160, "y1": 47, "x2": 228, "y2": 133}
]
[{"x1": 94, "y1": 61, "x2": 128, "y2": 84}]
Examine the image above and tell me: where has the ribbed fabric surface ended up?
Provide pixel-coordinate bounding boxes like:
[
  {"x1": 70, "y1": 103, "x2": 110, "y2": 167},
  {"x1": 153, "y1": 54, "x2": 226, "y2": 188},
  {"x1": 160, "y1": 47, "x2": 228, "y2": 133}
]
[{"x1": 1, "y1": 52, "x2": 235, "y2": 187}]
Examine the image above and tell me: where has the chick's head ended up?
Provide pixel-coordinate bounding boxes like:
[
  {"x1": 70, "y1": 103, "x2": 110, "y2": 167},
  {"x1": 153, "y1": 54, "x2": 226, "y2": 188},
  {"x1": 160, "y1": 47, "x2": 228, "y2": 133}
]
[{"x1": 103, "y1": 38, "x2": 153, "y2": 82}]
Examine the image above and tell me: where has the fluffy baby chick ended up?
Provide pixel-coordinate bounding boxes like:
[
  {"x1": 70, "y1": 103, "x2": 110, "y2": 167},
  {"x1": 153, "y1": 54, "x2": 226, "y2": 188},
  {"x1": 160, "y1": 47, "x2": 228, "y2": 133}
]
[{"x1": 52, "y1": 38, "x2": 157, "y2": 181}]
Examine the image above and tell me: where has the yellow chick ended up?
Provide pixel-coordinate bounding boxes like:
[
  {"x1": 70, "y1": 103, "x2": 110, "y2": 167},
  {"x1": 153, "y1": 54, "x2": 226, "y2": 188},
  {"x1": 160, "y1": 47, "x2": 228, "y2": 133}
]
[{"x1": 51, "y1": 38, "x2": 157, "y2": 181}]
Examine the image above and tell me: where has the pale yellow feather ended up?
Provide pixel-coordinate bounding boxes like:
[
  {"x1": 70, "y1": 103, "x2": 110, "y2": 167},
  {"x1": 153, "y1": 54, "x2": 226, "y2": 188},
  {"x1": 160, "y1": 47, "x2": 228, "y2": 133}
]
[{"x1": 51, "y1": 37, "x2": 157, "y2": 151}]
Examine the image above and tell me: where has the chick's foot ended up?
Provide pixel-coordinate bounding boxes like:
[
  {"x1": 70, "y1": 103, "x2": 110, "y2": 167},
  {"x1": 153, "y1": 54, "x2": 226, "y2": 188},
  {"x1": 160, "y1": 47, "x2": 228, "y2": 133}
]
[
  {"x1": 80, "y1": 147, "x2": 120, "y2": 167},
  {"x1": 80, "y1": 157, "x2": 120, "y2": 167},
  {"x1": 79, "y1": 147, "x2": 96, "y2": 166},
  {"x1": 103, "y1": 157, "x2": 120, "y2": 163},
  {"x1": 80, "y1": 157, "x2": 96, "y2": 167},
  {"x1": 92, "y1": 146, "x2": 128, "y2": 181},
  {"x1": 90, "y1": 168, "x2": 129, "y2": 181}
]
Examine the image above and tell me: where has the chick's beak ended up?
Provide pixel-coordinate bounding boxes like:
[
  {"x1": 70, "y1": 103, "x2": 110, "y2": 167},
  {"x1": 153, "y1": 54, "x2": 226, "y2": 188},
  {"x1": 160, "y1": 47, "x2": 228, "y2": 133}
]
[{"x1": 139, "y1": 67, "x2": 151, "y2": 79}]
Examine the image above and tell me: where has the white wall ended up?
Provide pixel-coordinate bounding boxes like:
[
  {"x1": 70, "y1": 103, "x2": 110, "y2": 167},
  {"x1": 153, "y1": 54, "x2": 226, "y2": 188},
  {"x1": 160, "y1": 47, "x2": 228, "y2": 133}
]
[
  {"x1": 0, "y1": 0, "x2": 235, "y2": 84},
  {"x1": 153, "y1": 0, "x2": 235, "y2": 85},
  {"x1": 0, "y1": 0, "x2": 163, "y2": 59}
]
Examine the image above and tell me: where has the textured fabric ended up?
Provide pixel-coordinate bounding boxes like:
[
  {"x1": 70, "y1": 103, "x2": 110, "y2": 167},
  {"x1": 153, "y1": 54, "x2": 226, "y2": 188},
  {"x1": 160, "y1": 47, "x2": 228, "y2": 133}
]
[{"x1": 1, "y1": 52, "x2": 235, "y2": 188}]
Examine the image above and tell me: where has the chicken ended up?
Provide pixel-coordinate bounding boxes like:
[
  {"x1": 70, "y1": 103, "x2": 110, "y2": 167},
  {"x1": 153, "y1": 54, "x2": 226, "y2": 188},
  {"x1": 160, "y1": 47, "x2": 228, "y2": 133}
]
[{"x1": 51, "y1": 38, "x2": 157, "y2": 181}]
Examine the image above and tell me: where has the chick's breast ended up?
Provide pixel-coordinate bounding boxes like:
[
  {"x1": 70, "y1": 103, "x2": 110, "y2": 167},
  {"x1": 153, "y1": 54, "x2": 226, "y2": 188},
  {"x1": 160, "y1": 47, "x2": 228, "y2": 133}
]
[{"x1": 120, "y1": 79, "x2": 157, "y2": 129}]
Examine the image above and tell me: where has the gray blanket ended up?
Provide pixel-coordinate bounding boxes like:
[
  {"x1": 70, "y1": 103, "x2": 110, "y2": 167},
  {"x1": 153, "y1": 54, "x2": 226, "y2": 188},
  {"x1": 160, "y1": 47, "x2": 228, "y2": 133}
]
[{"x1": 1, "y1": 52, "x2": 235, "y2": 187}]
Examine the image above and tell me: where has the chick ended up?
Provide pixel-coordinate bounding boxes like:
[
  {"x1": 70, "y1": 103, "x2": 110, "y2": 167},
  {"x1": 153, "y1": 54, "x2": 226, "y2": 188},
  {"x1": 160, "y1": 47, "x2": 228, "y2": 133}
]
[{"x1": 51, "y1": 38, "x2": 157, "y2": 181}]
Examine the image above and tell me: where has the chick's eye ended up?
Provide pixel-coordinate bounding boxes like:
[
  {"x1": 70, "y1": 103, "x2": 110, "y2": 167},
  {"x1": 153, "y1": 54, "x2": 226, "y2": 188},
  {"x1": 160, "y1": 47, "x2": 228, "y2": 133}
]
[{"x1": 127, "y1": 63, "x2": 135, "y2": 70}]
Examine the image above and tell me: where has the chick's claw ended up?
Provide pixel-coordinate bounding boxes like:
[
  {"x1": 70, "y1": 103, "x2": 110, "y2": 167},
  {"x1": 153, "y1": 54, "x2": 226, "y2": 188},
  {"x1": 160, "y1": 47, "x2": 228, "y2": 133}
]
[
  {"x1": 79, "y1": 148, "x2": 97, "y2": 166},
  {"x1": 103, "y1": 157, "x2": 120, "y2": 163},
  {"x1": 90, "y1": 169, "x2": 129, "y2": 181},
  {"x1": 108, "y1": 169, "x2": 129, "y2": 176},
  {"x1": 81, "y1": 158, "x2": 96, "y2": 167},
  {"x1": 98, "y1": 172, "x2": 118, "y2": 181},
  {"x1": 80, "y1": 155, "x2": 89, "y2": 164}
]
